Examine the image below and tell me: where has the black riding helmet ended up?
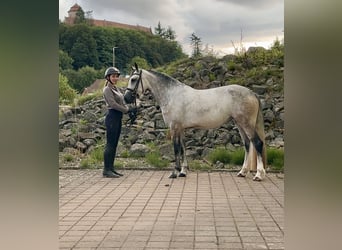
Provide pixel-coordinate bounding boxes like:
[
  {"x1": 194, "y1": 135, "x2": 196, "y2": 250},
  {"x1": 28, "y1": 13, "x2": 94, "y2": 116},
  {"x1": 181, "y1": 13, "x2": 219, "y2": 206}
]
[{"x1": 104, "y1": 67, "x2": 120, "y2": 79}]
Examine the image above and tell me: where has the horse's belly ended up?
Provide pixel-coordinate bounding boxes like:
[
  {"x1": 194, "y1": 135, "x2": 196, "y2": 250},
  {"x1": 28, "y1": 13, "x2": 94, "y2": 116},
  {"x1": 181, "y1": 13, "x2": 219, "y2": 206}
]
[
  {"x1": 162, "y1": 87, "x2": 233, "y2": 129},
  {"x1": 178, "y1": 107, "x2": 229, "y2": 129}
]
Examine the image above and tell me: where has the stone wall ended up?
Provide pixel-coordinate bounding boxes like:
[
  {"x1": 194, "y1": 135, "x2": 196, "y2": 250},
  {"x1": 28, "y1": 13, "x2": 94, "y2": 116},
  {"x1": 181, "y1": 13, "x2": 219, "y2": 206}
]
[{"x1": 59, "y1": 56, "x2": 284, "y2": 161}]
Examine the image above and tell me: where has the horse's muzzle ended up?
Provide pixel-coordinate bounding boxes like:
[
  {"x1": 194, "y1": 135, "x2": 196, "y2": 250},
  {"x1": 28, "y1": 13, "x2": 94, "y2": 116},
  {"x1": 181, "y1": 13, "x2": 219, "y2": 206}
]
[{"x1": 124, "y1": 90, "x2": 135, "y2": 104}]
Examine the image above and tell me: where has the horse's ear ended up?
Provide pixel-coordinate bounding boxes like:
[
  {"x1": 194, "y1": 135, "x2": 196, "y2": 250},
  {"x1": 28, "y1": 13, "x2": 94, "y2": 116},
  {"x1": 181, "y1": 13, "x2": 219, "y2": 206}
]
[{"x1": 134, "y1": 62, "x2": 139, "y2": 71}]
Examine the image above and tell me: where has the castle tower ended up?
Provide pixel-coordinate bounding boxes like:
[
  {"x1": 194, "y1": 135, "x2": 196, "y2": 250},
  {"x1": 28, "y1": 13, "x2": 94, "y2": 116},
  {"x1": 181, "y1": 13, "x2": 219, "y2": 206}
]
[{"x1": 64, "y1": 3, "x2": 81, "y2": 24}]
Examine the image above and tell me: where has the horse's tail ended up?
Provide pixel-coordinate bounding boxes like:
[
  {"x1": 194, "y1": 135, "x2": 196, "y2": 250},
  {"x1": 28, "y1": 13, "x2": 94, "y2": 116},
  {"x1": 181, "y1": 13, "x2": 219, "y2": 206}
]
[{"x1": 255, "y1": 95, "x2": 267, "y2": 168}]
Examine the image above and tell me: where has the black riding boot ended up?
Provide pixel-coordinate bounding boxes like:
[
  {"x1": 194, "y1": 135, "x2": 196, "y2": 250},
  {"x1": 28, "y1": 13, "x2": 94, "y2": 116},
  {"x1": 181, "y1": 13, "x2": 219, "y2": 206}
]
[{"x1": 103, "y1": 145, "x2": 120, "y2": 178}]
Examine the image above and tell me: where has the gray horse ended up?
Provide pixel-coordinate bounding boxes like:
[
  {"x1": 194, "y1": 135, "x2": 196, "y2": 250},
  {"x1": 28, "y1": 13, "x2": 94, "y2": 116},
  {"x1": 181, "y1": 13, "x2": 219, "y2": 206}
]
[{"x1": 124, "y1": 64, "x2": 267, "y2": 181}]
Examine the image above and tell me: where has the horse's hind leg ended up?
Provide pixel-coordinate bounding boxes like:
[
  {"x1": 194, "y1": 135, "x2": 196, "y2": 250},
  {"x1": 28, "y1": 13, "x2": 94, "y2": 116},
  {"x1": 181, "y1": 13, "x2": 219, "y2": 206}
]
[
  {"x1": 234, "y1": 94, "x2": 266, "y2": 181},
  {"x1": 237, "y1": 126, "x2": 254, "y2": 177},
  {"x1": 251, "y1": 133, "x2": 266, "y2": 181}
]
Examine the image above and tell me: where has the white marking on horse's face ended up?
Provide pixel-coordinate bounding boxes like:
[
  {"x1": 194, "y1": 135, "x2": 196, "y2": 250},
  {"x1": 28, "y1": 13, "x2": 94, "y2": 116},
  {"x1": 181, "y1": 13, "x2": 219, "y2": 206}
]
[{"x1": 127, "y1": 73, "x2": 140, "y2": 91}]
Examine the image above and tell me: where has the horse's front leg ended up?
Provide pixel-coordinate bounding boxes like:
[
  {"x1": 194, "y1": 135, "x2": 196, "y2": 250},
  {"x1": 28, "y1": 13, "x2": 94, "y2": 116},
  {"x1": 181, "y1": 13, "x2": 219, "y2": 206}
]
[
  {"x1": 169, "y1": 133, "x2": 182, "y2": 178},
  {"x1": 178, "y1": 135, "x2": 188, "y2": 177}
]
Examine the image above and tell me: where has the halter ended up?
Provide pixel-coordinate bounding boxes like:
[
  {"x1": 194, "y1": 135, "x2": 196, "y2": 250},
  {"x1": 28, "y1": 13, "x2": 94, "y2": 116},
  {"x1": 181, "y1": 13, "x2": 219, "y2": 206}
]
[
  {"x1": 125, "y1": 70, "x2": 144, "y2": 125},
  {"x1": 126, "y1": 69, "x2": 144, "y2": 106}
]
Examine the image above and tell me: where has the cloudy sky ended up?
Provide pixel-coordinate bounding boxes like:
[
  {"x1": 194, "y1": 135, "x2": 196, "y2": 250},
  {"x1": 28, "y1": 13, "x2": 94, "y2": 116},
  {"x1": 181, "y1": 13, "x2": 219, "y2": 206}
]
[{"x1": 59, "y1": 0, "x2": 283, "y2": 56}]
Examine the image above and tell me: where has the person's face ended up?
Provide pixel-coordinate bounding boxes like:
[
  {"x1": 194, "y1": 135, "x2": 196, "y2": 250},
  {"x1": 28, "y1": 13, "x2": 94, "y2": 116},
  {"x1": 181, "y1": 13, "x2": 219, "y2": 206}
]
[{"x1": 110, "y1": 74, "x2": 119, "y2": 83}]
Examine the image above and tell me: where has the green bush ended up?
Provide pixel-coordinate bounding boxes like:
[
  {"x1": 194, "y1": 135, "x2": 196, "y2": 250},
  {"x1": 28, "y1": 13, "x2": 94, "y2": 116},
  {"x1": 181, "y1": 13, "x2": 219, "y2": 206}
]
[
  {"x1": 62, "y1": 66, "x2": 103, "y2": 93},
  {"x1": 59, "y1": 73, "x2": 77, "y2": 104},
  {"x1": 77, "y1": 90, "x2": 102, "y2": 105}
]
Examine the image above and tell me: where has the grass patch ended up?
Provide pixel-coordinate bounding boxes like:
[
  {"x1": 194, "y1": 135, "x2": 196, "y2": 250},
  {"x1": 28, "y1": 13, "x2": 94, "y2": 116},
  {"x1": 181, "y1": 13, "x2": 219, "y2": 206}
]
[
  {"x1": 207, "y1": 146, "x2": 284, "y2": 171},
  {"x1": 207, "y1": 147, "x2": 244, "y2": 165},
  {"x1": 120, "y1": 150, "x2": 130, "y2": 158},
  {"x1": 145, "y1": 151, "x2": 169, "y2": 169},
  {"x1": 114, "y1": 160, "x2": 124, "y2": 169},
  {"x1": 63, "y1": 154, "x2": 74, "y2": 162},
  {"x1": 230, "y1": 148, "x2": 245, "y2": 165},
  {"x1": 209, "y1": 73, "x2": 216, "y2": 81},
  {"x1": 207, "y1": 147, "x2": 231, "y2": 164},
  {"x1": 79, "y1": 158, "x2": 96, "y2": 169},
  {"x1": 267, "y1": 147, "x2": 284, "y2": 171},
  {"x1": 189, "y1": 160, "x2": 212, "y2": 171},
  {"x1": 79, "y1": 143, "x2": 104, "y2": 169},
  {"x1": 89, "y1": 146, "x2": 104, "y2": 162}
]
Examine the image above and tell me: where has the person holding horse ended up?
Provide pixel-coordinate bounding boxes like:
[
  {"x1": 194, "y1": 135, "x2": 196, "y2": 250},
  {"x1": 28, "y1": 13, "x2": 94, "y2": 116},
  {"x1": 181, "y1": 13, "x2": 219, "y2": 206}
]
[{"x1": 102, "y1": 66, "x2": 137, "y2": 178}]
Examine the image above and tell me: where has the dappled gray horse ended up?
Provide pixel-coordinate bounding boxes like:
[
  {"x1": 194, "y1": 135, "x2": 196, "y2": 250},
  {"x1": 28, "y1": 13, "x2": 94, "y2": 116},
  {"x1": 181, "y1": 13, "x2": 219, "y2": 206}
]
[{"x1": 124, "y1": 64, "x2": 267, "y2": 181}]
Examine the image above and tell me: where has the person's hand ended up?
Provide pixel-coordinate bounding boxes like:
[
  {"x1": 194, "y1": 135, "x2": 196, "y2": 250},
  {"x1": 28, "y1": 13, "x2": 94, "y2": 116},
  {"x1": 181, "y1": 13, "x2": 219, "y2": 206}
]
[
  {"x1": 127, "y1": 105, "x2": 138, "y2": 124},
  {"x1": 127, "y1": 105, "x2": 137, "y2": 113}
]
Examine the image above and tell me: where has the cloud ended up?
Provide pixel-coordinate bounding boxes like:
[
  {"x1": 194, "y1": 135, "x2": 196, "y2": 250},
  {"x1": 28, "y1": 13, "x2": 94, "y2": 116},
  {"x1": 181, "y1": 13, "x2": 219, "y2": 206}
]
[
  {"x1": 215, "y1": 0, "x2": 281, "y2": 9},
  {"x1": 59, "y1": 0, "x2": 284, "y2": 55}
]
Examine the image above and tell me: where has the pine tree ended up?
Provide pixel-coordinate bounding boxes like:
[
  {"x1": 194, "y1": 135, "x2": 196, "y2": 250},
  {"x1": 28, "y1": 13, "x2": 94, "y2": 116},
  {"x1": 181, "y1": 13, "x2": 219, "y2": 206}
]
[{"x1": 190, "y1": 33, "x2": 202, "y2": 57}]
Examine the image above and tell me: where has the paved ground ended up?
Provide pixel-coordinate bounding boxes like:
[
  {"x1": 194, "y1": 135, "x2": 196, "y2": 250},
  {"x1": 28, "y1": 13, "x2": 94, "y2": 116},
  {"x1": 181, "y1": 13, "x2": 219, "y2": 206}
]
[{"x1": 59, "y1": 170, "x2": 284, "y2": 249}]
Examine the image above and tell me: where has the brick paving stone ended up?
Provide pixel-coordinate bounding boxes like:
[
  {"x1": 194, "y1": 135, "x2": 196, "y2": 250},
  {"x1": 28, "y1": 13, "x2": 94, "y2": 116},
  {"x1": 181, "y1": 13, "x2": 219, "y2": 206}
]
[{"x1": 59, "y1": 170, "x2": 284, "y2": 249}]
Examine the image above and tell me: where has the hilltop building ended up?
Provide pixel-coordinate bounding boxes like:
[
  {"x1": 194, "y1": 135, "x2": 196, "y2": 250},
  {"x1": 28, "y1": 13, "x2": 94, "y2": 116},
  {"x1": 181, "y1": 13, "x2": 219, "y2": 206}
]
[{"x1": 63, "y1": 4, "x2": 153, "y2": 35}]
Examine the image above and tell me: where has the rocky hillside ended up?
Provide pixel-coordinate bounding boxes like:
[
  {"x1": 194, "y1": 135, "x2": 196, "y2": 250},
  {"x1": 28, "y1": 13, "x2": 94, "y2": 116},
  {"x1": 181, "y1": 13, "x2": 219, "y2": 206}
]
[{"x1": 59, "y1": 50, "x2": 284, "y2": 167}]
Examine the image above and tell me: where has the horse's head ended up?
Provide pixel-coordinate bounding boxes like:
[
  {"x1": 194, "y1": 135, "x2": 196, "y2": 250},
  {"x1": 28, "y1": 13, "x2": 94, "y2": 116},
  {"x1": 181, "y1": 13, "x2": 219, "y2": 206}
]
[{"x1": 124, "y1": 63, "x2": 144, "y2": 104}]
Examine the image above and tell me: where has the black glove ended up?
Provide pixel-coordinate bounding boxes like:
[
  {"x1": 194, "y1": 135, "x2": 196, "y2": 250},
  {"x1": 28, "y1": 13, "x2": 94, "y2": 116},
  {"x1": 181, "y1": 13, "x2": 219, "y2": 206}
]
[
  {"x1": 127, "y1": 105, "x2": 138, "y2": 124},
  {"x1": 128, "y1": 105, "x2": 137, "y2": 113}
]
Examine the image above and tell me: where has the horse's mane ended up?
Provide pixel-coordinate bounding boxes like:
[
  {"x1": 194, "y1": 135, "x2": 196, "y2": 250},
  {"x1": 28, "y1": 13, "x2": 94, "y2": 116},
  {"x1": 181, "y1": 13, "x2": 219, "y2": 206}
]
[{"x1": 147, "y1": 70, "x2": 181, "y2": 86}]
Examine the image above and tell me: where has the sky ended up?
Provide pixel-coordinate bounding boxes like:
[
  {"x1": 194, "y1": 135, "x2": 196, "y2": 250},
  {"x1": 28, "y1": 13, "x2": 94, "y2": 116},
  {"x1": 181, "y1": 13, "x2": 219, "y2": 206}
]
[{"x1": 59, "y1": 0, "x2": 284, "y2": 56}]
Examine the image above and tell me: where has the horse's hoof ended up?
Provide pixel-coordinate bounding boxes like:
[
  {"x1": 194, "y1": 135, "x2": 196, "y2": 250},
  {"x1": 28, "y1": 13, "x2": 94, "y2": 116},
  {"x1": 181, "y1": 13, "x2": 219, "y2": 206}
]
[
  {"x1": 178, "y1": 173, "x2": 186, "y2": 177},
  {"x1": 169, "y1": 173, "x2": 177, "y2": 178},
  {"x1": 237, "y1": 172, "x2": 246, "y2": 178},
  {"x1": 253, "y1": 176, "x2": 262, "y2": 181}
]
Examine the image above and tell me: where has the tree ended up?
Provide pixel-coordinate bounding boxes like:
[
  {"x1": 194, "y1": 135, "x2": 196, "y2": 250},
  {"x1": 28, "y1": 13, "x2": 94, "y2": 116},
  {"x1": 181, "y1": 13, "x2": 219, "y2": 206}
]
[
  {"x1": 190, "y1": 32, "x2": 202, "y2": 57},
  {"x1": 154, "y1": 21, "x2": 165, "y2": 37},
  {"x1": 164, "y1": 26, "x2": 176, "y2": 40},
  {"x1": 63, "y1": 66, "x2": 102, "y2": 93},
  {"x1": 67, "y1": 25, "x2": 100, "y2": 69},
  {"x1": 154, "y1": 22, "x2": 176, "y2": 41},
  {"x1": 59, "y1": 23, "x2": 187, "y2": 71},
  {"x1": 59, "y1": 50, "x2": 73, "y2": 70},
  {"x1": 126, "y1": 56, "x2": 151, "y2": 73}
]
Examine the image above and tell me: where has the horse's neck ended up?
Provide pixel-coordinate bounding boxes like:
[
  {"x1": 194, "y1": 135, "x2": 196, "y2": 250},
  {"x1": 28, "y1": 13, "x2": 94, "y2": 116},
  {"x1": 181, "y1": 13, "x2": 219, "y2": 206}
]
[{"x1": 145, "y1": 71, "x2": 183, "y2": 106}]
